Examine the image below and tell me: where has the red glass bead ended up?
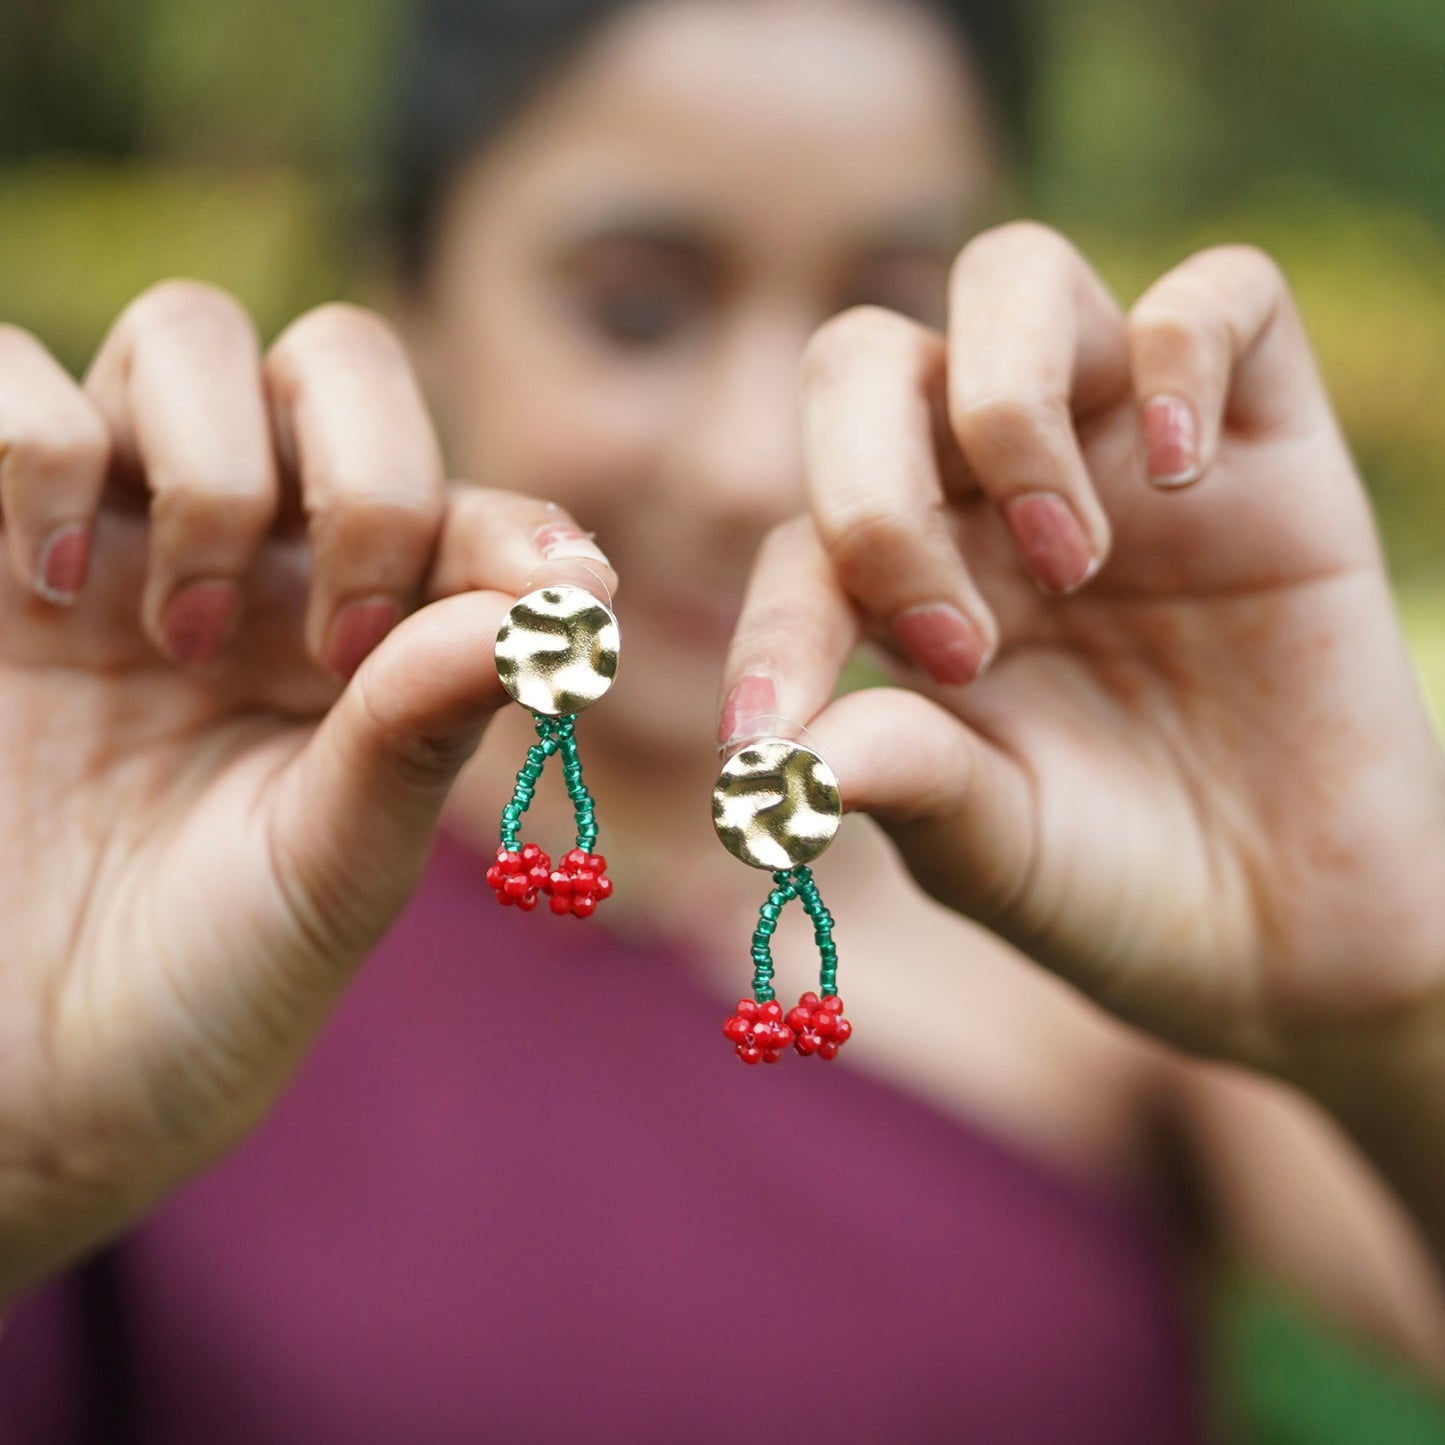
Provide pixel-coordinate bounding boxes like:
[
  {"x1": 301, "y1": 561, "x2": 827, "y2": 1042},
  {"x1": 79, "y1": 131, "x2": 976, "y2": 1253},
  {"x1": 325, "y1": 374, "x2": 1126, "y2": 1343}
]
[
  {"x1": 489, "y1": 844, "x2": 554, "y2": 910},
  {"x1": 788, "y1": 991, "x2": 851, "y2": 1059},
  {"x1": 722, "y1": 999, "x2": 799, "y2": 1063},
  {"x1": 542, "y1": 847, "x2": 610, "y2": 918}
]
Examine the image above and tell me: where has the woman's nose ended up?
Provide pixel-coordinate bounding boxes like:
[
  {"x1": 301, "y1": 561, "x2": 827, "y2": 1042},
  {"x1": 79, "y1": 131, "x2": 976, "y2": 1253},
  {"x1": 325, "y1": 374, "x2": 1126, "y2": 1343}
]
[{"x1": 669, "y1": 310, "x2": 809, "y2": 531}]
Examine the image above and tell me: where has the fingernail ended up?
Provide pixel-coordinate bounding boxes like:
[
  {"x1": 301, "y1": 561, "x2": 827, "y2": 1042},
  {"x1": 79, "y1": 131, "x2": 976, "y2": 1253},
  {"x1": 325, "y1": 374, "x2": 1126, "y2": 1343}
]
[
  {"x1": 534, "y1": 521, "x2": 611, "y2": 569},
  {"x1": 161, "y1": 579, "x2": 239, "y2": 666},
  {"x1": 1143, "y1": 395, "x2": 1200, "y2": 486},
  {"x1": 719, "y1": 672, "x2": 777, "y2": 746},
  {"x1": 35, "y1": 523, "x2": 91, "y2": 605},
  {"x1": 892, "y1": 604, "x2": 992, "y2": 686},
  {"x1": 1004, "y1": 493, "x2": 1098, "y2": 594},
  {"x1": 325, "y1": 595, "x2": 402, "y2": 680}
]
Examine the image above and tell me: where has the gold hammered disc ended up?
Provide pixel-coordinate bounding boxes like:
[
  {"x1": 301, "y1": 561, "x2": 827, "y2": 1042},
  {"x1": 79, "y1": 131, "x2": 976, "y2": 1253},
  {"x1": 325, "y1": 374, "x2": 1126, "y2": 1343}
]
[
  {"x1": 494, "y1": 585, "x2": 620, "y2": 717},
  {"x1": 712, "y1": 737, "x2": 842, "y2": 870}
]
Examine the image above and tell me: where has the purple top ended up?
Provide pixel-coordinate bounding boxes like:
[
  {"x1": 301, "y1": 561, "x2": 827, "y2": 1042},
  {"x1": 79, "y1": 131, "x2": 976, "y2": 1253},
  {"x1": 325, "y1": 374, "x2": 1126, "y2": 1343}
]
[{"x1": 1, "y1": 833, "x2": 1203, "y2": 1443}]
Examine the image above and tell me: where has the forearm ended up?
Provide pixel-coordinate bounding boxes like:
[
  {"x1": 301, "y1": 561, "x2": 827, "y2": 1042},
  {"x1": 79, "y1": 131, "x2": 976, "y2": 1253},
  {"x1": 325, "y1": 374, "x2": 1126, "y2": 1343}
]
[{"x1": 1286, "y1": 995, "x2": 1445, "y2": 1275}]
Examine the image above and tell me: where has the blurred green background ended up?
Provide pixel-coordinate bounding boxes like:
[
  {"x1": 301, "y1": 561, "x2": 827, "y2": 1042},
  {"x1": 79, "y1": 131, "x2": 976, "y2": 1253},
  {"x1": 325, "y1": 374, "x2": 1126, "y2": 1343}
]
[{"x1": 2, "y1": 1, "x2": 1443, "y2": 1437}]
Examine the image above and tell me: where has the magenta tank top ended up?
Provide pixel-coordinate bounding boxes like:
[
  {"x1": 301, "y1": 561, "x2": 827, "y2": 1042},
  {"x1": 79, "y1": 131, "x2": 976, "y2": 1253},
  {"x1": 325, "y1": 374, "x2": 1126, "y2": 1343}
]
[{"x1": 0, "y1": 832, "x2": 1204, "y2": 1442}]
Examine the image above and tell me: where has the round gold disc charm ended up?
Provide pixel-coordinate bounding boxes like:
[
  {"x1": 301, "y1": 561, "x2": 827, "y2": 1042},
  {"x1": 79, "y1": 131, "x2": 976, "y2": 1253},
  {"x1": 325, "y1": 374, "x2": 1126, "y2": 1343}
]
[
  {"x1": 712, "y1": 737, "x2": 842, "y2": 871},
  {"x1": 495, "y1": 585, "x2": 620, "y2": 717}
]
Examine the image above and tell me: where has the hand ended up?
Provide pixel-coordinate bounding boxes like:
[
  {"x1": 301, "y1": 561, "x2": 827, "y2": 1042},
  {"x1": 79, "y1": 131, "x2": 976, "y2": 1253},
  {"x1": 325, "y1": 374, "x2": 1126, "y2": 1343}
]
[
  {"x1": 0, "y1": 282, "x2": 613, "y2": 1296},
  {"x1": 720, "y1": 223, "x2": 1445, "y2": 1069}
]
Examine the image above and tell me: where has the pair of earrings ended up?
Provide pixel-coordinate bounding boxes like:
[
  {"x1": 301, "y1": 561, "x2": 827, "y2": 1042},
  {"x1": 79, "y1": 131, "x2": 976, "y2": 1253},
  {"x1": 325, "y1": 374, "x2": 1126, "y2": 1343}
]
[{"x1": 488, "y1": 581, "x2": 850, "y2": 1066}]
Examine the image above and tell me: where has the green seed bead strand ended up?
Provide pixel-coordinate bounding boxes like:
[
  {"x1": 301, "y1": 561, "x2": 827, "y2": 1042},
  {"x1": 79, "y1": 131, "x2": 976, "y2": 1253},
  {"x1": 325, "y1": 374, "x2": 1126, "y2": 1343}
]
[
  {"x1": 793, "y1": 867, "x2": 839, "y2": 997},
  {"x1": 497, "y1": 713, "x2": 600, "y2": 853},
  {"x1": 498, "y1": 714, "x2": 562, "y2": 850},
  {"x1": 744, "y1": 865, "x2": 840, "y2": 1002},
  {"x1": 748, "y1": 871, "x2": 801, "y2": 1002},
  {"x1": 553, "y1": 716, "x2": 599, "y2": 852}
]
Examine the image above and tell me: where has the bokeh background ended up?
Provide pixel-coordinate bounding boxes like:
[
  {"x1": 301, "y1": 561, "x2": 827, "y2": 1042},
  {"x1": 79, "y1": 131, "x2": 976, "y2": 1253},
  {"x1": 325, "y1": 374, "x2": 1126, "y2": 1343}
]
[{"x1": 2, "y1": 1, "x2": 1443, "y2": 1439}]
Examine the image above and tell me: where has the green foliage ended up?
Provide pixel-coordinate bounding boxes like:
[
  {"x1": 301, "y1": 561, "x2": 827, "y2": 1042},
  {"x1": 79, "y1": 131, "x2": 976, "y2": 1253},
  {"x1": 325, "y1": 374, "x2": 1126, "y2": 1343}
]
[
  {"x1": 0, "y1": 160, "x2": 341, "y2": 368},
  {"x1": 1211, "y1": 1273, "x2": 1445, "y2": 1444}
]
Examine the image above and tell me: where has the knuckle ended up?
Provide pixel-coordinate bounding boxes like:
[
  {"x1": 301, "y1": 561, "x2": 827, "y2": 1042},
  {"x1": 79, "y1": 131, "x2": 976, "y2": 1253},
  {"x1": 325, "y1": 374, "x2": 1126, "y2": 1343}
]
[
  {"x1": 1202, "y1": 242, "x2": 1287, "y2": 293},
  {"x1": 2, "y1": 406, "x2": 110, "y2": 487},
  {"x1": 1126, "y1": 305, "x2": 1225, "y2": 377},
  {"x1": 310, "y1": 488, "x2": 440, "y2": 549},
  {"x1": 152, "y1": 476, "x2": 273, "y2": 540},
  {"x1": 802, "y1": 305, "x2": 916, "y2": 388},
  {"x1": 955, "y1": 219, "x2": 1070, "y2": 274},
  {"x1": 950, "y1": 390, "x2": 1068, "y2": 467},
  {"x1": 272, "y1": 302, "x2": 406, "y2": 368},
  {"x1": 0, "y1": 322, "x2": 39, "y2": 359},
  {"x1": 351, "y1": 666, "x2": 473, "y2": 790},
  {"x1": 126, "y1": 279, "x2": 256, "y2": 346},
  {"x1": 823, "y1": 505, "x2": 911, "y2": 581}
]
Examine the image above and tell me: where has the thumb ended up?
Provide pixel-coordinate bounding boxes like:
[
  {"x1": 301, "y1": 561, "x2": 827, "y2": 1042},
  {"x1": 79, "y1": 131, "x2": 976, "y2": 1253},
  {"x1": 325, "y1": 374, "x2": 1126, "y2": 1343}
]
[
  {"x1": 809, "y1": 686, "x2": 1036, "y2": 930},
  {"x1": 268, "y1": 588, "x2": 513, "y2": 955}
]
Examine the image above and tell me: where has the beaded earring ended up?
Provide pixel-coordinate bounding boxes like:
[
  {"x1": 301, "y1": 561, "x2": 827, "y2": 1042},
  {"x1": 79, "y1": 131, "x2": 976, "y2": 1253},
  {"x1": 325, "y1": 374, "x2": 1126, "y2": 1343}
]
[
  {"x1": 713, "y1": 730, "x2": 852, "y2": 1065},
  {"x1": 486, "y1": 578, "x2": 619, "y2": 918}
]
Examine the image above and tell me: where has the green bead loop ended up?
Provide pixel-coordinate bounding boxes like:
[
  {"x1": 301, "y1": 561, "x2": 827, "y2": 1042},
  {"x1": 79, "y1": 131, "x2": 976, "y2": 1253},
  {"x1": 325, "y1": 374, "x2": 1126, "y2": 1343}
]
[
  {"x1": 746, "y1": 863, "x2": 842, "y2": 1003},
  {"x1": 498, "y1": 712, "x2": 601, "y2": 853}
]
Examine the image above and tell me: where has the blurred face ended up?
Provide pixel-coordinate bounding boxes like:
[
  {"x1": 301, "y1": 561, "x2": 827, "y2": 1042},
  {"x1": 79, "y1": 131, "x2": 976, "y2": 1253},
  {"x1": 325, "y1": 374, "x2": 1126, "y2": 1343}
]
[{"x1": 416, "y1": 0, "x2": 999, "y2": 755}]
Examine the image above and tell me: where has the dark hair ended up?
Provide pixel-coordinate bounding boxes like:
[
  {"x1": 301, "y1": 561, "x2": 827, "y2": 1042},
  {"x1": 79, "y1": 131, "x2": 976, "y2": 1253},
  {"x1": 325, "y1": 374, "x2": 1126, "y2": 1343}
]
[{"x1": 382, "y1": 0, "x2": 1037, "y2": 284}]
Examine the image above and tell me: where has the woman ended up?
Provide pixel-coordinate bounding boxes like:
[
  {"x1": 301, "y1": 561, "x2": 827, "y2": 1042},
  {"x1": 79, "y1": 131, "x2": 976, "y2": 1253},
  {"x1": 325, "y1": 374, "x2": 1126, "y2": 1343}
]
[{"x1": 2, "y1": 0, "x2": 1445, "y2": 1439}]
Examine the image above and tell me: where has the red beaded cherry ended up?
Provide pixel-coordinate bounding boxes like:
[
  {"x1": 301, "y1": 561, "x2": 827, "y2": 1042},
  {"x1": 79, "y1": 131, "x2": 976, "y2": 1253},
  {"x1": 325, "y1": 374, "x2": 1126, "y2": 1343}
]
[
  {"x1": 486, "y1": 842, "x2": 552, "y2": 911},
  {"x1": 721, "y1": 997, "x2": 794, "y2": 1064},
  {"x1": 546, "y1": 847, "x2": 613, "y2": 919},
  {"x1": 785, "y1": 991, "x2": 852, "y2": 1059}
]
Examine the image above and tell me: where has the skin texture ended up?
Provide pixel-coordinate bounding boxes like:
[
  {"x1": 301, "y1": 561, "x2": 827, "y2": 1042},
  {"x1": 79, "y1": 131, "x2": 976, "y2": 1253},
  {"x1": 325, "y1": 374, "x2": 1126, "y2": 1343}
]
[{"x1": 3, "y1": 0, "x2": 1445, "y2": 1370}]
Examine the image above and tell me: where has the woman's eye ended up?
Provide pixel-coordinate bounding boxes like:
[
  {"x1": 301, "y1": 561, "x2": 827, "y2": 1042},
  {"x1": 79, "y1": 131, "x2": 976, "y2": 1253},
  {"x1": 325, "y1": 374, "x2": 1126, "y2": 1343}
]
[{"x1": 584, "y1": 285, "x2": 696, "y2": 348}]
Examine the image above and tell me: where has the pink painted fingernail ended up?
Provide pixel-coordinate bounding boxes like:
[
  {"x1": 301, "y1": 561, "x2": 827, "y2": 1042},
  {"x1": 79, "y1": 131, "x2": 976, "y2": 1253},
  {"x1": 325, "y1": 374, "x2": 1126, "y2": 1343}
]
[
  {"x1": 534, "y1": 521, "x2": 611, "y2": 569},
  {"x1": 1143, "y1": 395, "x2": 1199, "y2": 486},
  {"x1": 1004, "y1": 493, "x2": 1098, "y2": 594},
  {"x1": 719, "y1": 672, "x2": 777, "y2": 746},
  {"x1": 35, "y1": 524, "x2": 91, "y2": 605},
  {"x1": 892, "y1": 604, "x2": 992, "y2": 686},
  {"x1": 161, "y1": 579, "x2": 239, "y2": 666},
  {"x1": 325, "y1": 595, "x2": 402, "y2": 680}
]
